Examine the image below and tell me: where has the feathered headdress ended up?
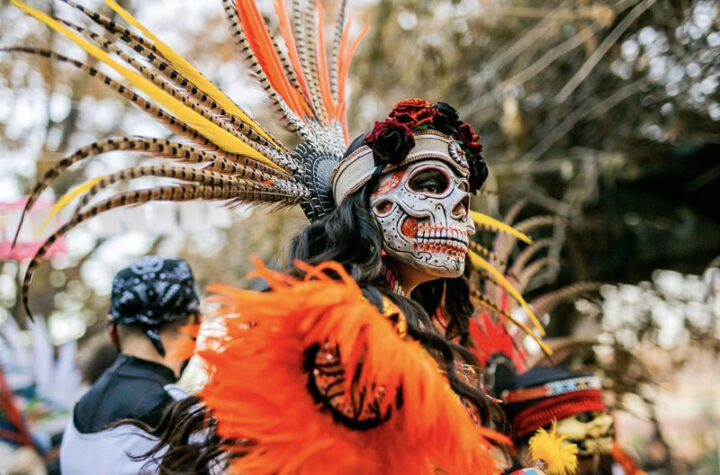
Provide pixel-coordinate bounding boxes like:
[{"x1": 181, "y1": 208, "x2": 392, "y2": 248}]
[
  {"x1": 5, "y1": 0, "x2": 368, "y2": 319},
  {"x1": 6, "y1": 0, "x2": 537, "y2": 325}
]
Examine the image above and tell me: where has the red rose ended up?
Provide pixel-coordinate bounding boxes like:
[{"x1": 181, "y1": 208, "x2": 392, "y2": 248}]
[
  {"x1": 457, "y1": 122, "x2": 476, "y2": 144},
  {"x1": 389, "y1": 98, "x2": 437, "y2": 128},
  {"x1": 364, "y1": 118, "x2": 415, "y2": 165},
  {"x1": 457, "y1": 122, "x2": 483, "y2": 155}
]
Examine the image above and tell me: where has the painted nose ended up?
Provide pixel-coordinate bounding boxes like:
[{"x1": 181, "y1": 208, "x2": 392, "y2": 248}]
[{"x1": 451, "y1": 194, "x2": 470, "y2": 220}]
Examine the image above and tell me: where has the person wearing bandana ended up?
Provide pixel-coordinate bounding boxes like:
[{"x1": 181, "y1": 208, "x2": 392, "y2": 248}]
[{"x1": 59, "y1": 256, "x2": 201, "y2": 475}]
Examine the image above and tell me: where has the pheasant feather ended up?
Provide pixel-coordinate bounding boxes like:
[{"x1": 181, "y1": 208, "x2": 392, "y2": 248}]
[
  {"x1": 11, "y1": 0, "x2": 285, "y2": 172},
  {"x1": 101, "y1": 0, "x2": 282, "y2": 149}
]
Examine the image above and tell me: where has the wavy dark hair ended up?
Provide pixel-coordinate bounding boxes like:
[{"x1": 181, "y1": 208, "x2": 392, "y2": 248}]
[
  {"x1": 289, "y1": 183, "x2": 501, "y2": 416},
  {"x1": 129, "y1": 175, "x2": 506, "y2": 475}
]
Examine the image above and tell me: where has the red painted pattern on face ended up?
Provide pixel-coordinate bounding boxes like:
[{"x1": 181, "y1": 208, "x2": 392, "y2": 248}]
[
  {"x1": 372, "y1": 170, "x2": 406, "y2": 196},
  {"x1": 401, "y1": 216, "x2": 419, "y2": 238}
]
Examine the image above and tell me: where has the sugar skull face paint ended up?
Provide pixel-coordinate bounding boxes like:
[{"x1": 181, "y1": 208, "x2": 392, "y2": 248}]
[{"x1": 370, "y1": 159, "x2": 475, "y2": 278}]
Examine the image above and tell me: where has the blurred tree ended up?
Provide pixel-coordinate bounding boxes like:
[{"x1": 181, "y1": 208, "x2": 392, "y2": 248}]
[{"x1": 348, "y1": 0, "x2": 719, "y2": 286}]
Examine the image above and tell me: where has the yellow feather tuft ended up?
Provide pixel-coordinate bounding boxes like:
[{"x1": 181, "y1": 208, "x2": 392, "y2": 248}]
[
  {"x1": 468, "y1": 250, "x2": 547, "y2": 338},
  {"x1": 35, "y1": 175, "x2": 107, "y2": 237},
  {"x1": 528, "y1": 423, "x2": 578, "y2": 475},
  {"x1": 12, "y1": 0, "x2": 285, "y2": 174},
  {"x1": 101, "y1": 0, "x2": 282, "y2": 150},
  {"x1": 471, "y1": 211, "x2": 533, "y2": 244}
]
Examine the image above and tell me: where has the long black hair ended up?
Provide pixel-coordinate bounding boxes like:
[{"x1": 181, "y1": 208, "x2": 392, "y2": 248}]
[
  {"x1": 131, "y1": 179, "x2": 505, "y2": 474},
  {"x1": 290, "y1": 183, "x2": 501, "y2": 419}
]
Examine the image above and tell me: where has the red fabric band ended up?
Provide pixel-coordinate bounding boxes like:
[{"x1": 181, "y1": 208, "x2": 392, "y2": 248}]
[{"x1": 512, "y1": 389, "x2": 605, "y2": 438}]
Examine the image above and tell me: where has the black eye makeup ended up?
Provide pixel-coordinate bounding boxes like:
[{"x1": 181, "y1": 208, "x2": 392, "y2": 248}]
[{"x1": 407, "y1": 167, "x2": 450, "y2": 195}]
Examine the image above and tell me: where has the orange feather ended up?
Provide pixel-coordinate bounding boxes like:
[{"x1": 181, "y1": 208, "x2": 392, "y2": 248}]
[
  {"x1": 236, "y1": 0, "x2": 310, "y2": 118},
  {"x1": 196, "y1": 259, "x2": 507, "y2": 475},
  {"x1": 337, "y1": 22, "x2": 369, "y2": 121},
  {"x1": 273, "y1": 0, "x2": 312, "y2": 103}
]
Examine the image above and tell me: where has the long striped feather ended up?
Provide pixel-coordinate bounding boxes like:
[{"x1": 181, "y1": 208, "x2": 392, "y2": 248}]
[
  {"x1": 11, "y1": 0, "x2": 285, "y2": 173},
  {"x1": 235, "y1": 0, "x2": 310, "y2": 118},
  {"x1": 101, "y1": 0, "x2": 283, "y2": 150},
  {"x1": 38, "y1": 166, "x2": 255, "y2": 235},
  {"x1": 314, "y1": 0, "x2": 335, "y2": 122},
  {"x1": 64, "y1": 0, "x2": 286, "y2": 151},
  {"x1": 222, "y1": 0, "x2": 308, "y2": 136},
  {"x1": 514, "y1": 257, "x2": 561, "y2": 294},
  {"x1": 292, "y1": 0, "x2": 315, "y2": 111},
  {"x1": 271, "y1": 35, "x2": 307, "y2": 106},
  {"x1": 58, "y1": 18, "x2": 292, "y2": 168},
  {"x1": 471, "y1": 211, "x2": 532, "y2": 244},
  {"x1": 21, "y1": 185, "x2": 244, "y2": 320},
  {"x1": 469, "y1": 241, "x2": 502, "y2": 268},
  {"x1": 299, "y1": 0, "x2": 327, "y2": 124},
  {"x1": 329, "y1": 0, "x2": 347, "y2": 101},
  {"x1": 1, "y1": 47, "x2": 217, "y2": 151},
  {"x1": 56, "y1": 11, "x2": 287, "y2": 154},
  {"x1": 494, "y1": 216, "x2": 561, "y2": 273},
  {"x1": 529, "y1": 282, "x2": 602, "y2": 318},
  {"x1": 508, "y1": 238, "x2": 554, "y2": 279},
  {"x1": 70, "y1": 164, "x2": 306, "y2": 218},
  {"x1": 273, "y1": 0, "x2": 311, "y2": 101}
]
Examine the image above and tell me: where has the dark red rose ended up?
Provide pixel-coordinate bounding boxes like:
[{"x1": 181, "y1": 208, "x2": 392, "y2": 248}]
[
  {"x1": 389, "y1": 98, "x2": 437, "y2": 128},
  {"x1": 455, "y1": 122, "x2": 486, "y2": 192},
  {"x1": 457, "y1": 122, "x2": 484, "y2": 155},
  {"x1": 466, "y1": 140, "x2": 483, "y2": 155},
  {"x1": 363, "y1": 118, "x2": 415, "y2": 165},
  {"x1": 457, "y1": 122, "x2": 476, "y2": 144},
  {"x1": 432, "y1": 102, "x2": 462, "y2": 135}
]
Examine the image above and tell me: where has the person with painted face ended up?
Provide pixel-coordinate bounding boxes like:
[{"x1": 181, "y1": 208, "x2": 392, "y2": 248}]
[
  {"x1": 10, "y1": 2, "x2": 545, "y2": 472},
  {"x1": 59, "y1": 256, "x2": 200, "y2": 475},
  {"x1": 134, "y1": 99, "x2": 526, "y2": 474}
]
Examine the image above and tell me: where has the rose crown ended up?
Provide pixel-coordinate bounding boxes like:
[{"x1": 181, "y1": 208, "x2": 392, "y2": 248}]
[{"x1": 332, "y1": 99, "x2": 488, "y2": 205}]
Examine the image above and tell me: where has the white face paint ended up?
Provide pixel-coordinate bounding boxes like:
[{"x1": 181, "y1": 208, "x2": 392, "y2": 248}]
[{"x1": 370, "y1": 159, "x2": 475, "y2": 278}]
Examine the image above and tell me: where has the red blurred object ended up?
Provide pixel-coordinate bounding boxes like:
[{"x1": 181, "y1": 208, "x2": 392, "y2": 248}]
[
  {"x1": 0, "y1": 367, "x2": 35, "y2": 447},
  {"x1": 0, "y1": 198, "x2": 66, "y2": 261}
]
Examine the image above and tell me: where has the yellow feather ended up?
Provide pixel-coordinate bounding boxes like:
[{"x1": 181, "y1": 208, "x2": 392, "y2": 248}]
[
  {"x1": 12, "y1": 0, "x2": 285, "y2": 174},
  {"x1": 469, "y1": 250, "x2": 547, "y2": 337},
  {"x1": 35, "y1": 175, "x2": 106, "y2": 237},
  {"x1": 528, "y1": 423, "x2": 578, "y2": 475},
  {"x1": 102, "y1": 0, "x2": 282, "y2": 150},
  {"x1": 471, "y1": 211, "x2": 533, "y2": 244}
]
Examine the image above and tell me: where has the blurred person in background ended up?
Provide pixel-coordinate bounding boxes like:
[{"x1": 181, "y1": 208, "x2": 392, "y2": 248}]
[
  {"x1": 500, "y1": 367, "x2": 646, "y2": 475},
  {"x1": 59, "y1": 256, "x2": 201, "y2": 475},
  {"x1": 76, "y1": 334, "x2": 119, "y2": 387}
]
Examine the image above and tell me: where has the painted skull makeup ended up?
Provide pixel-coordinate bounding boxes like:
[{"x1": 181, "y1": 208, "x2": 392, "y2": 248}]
[
  {"x1": 556, "y1": 411, "x2": 614, "y2": 456},
  {"x1": 370, "y1": 159, "x2": 475, "y2": 278}
]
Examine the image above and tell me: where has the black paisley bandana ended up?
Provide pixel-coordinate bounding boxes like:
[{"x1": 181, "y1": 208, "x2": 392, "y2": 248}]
[{"x1": 109, "y1": 256, "x2": 200, "y2": 356}]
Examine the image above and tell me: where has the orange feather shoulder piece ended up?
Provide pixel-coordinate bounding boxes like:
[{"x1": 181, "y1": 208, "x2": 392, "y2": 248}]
[{"x1": 193, "y1": 259, "x2": 506, "y2": 475}]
